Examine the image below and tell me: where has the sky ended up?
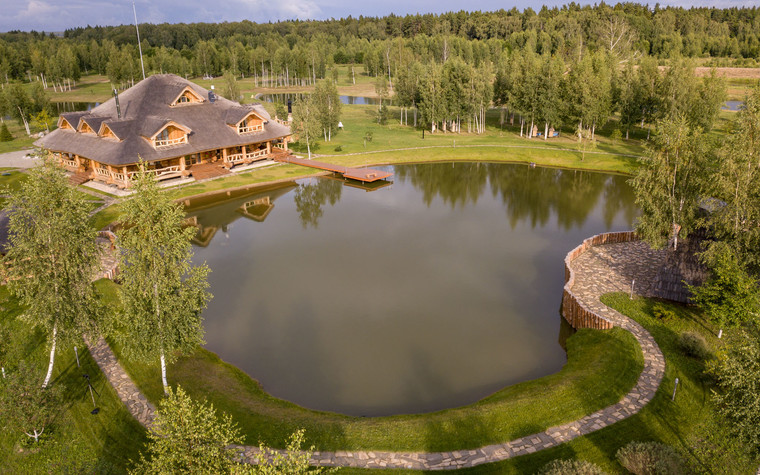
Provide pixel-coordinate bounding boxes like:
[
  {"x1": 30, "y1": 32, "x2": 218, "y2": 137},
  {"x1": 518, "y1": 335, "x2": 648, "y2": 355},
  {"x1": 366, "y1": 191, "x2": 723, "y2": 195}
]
[{"x1": 2, "y1": 0, "x2": 757, "y2": 33}]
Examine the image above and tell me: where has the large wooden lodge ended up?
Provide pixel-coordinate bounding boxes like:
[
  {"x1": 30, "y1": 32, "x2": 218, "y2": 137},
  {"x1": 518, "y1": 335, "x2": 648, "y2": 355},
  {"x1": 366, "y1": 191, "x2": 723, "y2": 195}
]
[{"x1": 36, "y1": 74, "x2": 291, "y2": 188}]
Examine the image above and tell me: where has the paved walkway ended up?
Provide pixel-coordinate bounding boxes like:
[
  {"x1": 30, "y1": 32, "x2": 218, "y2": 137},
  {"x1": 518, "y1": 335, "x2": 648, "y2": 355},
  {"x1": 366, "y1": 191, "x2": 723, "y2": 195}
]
[
  {"x1": 0, "y1": 150, "x2": 40, "y2": 169},
  {"x1": 87, "y1": 236, "x2": 667, "y2": 470}
]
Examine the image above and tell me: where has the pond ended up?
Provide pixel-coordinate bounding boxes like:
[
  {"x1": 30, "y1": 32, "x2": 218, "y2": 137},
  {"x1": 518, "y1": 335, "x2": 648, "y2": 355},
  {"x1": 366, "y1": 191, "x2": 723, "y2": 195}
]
[
  {"x1": 257, "y1": 93, "x2": 389, "y2": 106},
  {"x1": 52, "y1": 102, "x2": 100, "y2": 114},
  {"x1": 185, "y1": 162, "x2": 637, "y2": 416},
  {"x1": 723, "y1": 100, "x2": 745, "y2": 111}
]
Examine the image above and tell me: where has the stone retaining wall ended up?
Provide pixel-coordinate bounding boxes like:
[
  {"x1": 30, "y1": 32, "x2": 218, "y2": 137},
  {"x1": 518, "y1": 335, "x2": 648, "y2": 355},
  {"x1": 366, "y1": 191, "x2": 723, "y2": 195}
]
[{"x1": 562, "y1": 231, "x2": 638, "y2": 330}]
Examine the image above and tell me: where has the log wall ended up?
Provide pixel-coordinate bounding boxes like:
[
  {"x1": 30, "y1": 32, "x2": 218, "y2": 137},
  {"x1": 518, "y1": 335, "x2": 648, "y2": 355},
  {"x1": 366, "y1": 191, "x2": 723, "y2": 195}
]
[{"x1": 561, "y1": 231, "x2": 638, "y2": 330}]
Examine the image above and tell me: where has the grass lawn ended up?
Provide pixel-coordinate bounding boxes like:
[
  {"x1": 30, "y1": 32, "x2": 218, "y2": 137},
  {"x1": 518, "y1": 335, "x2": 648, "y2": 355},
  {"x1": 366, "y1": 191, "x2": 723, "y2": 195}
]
[
  {"x1": 0, "y1": 285, "x2": 147, "y2": 473},
  {"x1": 0, "y1": 169, "x2": 104, "y2": 211},
  {"x1": 0, "y1": 120, "x2": 36, "y2": 155}
]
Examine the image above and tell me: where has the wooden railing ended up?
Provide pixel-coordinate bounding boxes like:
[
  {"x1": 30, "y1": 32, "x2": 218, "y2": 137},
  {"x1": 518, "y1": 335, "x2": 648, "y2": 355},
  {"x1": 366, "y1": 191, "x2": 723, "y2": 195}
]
[
  {"x1": 95, "y1": 167, "x2": 111, "y2": 178},
  {"x1": 238, "y1": 125, "x2": 263, "y2": 134},
  {"x1": 246, "y1": 149, "x2": 267, "y2": 160},
  {"x1": 273, "y1": 118, "x2": 290, "y2": 126},
  {"x1": 128, "y1": 165, "x2": 181, "y2": 180},
  {"x1": 229, "y1": 149, "x2": 268, "y2": 165},
  {"x1": 61, "y1": 159, "x2": 78, "y2": 168},
  {"x1": 273, "y1": 143, "x2": 287, "y2": 151},
  {"x1": 155, "y1": 136, "x2": 187, "y2": 147}
]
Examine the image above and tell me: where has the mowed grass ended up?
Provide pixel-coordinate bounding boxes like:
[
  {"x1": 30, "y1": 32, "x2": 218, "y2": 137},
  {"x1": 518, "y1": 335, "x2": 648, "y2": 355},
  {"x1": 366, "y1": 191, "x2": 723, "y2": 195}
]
[
  {"x1": 0, "y1": 285, "x2": 147, "y2": 473},
  {"x1": 0, "y1": 169, "x2": 104, "y2": 210}
]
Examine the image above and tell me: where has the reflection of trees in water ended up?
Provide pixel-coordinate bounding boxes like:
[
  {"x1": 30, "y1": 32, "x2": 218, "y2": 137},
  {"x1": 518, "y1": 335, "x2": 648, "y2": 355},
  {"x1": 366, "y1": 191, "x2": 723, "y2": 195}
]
[
  {"x1": 293, "y1": 179, "x2": 343, "y2": 228},
  {"x1": 395, "y1": 162, "x2": 488, "y2": 208},
  {"x1": 398, "y1": 163, "x2": 635, "y2": 230},
  {"x1": 603, "y1": 176, "x2": 638, "y2": 228}
]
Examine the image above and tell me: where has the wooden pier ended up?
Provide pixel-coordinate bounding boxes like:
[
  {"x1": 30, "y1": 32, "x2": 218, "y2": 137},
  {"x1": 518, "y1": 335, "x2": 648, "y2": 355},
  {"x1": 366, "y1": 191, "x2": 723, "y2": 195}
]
[{"x1": 273, "y1": 155, "x2": 393, "y2": 183}]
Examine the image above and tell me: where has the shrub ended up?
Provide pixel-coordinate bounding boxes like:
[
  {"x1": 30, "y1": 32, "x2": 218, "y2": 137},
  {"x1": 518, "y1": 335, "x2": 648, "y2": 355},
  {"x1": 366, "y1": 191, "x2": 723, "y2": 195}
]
[
  {"x1": 538, "y1": 459, "x2": 608, "y2": 474},
  {"x1": 610, "y1": 129, "x2": 623, "y2": 143},
  {"x1": 0, "y1": 123, "x2": 14, "y2": 142},
  {"x1": 678, "y1": 331, "x2": 710, "y2": 359},
  {"x1": 651, "y1": 304, "x2": 677, "y2": 321},
  {"x1": 334, "y1": 145, "x2": 343, "y2": 152},
  {"x1": 616, "y1": 441, "x2": 684, "y2": 475}
]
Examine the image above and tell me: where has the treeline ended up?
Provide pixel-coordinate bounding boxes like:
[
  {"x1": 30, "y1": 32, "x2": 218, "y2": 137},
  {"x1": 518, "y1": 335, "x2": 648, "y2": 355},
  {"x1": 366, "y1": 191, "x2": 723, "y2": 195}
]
[{"x1": 1, "y1": 3, "x2": 759, "y2": 86}]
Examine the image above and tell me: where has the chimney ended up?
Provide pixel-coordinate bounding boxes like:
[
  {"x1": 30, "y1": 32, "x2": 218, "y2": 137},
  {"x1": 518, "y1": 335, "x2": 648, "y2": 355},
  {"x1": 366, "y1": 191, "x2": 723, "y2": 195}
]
[
  {"x1": 113, "y1": 89, "x2": 121, "y2": 119},
  {"x1": 208, "y1": 85, "x2": 216, "y2": 104}
]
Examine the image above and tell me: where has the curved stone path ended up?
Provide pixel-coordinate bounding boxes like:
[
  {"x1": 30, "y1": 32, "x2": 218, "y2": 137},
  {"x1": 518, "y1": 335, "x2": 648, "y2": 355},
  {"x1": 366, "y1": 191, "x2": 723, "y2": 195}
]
[{"x1": 87, "y1": 236, "x2": 667, "y2": 470}]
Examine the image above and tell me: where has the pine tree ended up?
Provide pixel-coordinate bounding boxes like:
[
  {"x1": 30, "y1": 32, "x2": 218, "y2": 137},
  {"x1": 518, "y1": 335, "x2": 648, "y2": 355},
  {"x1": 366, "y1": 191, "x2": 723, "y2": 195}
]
[
  {"x1": 115, "y1": 167, "x2": 211, "y2": 393},
  {"x1": 0, "y1": 122, "x2": 13, "y2": 142}
]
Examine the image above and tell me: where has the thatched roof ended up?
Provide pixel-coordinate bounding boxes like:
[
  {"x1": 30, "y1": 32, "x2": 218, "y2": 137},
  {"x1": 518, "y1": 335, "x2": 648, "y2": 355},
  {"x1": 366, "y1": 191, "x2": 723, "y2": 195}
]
[{"x1": 36, "y1": 74, "x2": 290, "y2": 167}]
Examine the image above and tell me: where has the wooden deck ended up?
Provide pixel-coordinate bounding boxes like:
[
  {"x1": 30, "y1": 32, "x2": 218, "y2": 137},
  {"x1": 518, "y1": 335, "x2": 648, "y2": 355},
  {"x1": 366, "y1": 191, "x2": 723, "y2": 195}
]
[{"x1": 273, "y1": 155, "x2": 393, "y2": 183}]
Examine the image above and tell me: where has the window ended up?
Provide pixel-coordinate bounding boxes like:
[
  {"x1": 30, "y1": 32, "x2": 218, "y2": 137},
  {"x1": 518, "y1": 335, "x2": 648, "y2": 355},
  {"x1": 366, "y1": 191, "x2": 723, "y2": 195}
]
[
  {"x1": 157, "y1": 129, "x2": 169, "y2": 142},
  {"x1": 177, "y1": 95, "x2": 190, "y2": 104}
]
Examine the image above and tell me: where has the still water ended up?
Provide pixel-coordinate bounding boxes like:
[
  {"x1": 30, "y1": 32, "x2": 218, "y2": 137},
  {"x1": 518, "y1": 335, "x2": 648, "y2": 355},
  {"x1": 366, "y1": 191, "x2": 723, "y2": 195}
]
[{"x1": 186, "y1": 162, "x2": 637, "y2": 416}]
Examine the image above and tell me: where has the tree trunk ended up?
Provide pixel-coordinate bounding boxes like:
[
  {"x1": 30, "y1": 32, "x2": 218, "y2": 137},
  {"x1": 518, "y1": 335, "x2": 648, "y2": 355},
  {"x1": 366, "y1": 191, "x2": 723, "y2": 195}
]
[
  {"x1": 626, "y1": 129, "x2": 629, "y2": 140},
  {"x1": 42, "y1": 325, "x2": 57, "y2": 388},
  {"x1": 544, "y1": 122, "x2": 548, "y2": 141},
  {"x1": 160, "y1": 349, "x2": 169, "y2": 395}
]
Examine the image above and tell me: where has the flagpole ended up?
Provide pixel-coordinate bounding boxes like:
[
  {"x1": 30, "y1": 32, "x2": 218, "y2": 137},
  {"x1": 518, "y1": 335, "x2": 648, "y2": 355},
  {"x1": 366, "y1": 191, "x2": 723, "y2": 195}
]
[{"x1": 133, "y1": 2, "x2": 146, "y2": 80}]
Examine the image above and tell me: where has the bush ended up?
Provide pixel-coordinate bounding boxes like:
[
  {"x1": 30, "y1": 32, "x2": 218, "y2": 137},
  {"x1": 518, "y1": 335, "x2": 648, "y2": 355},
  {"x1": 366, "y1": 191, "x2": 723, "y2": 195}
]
[
  {"x1": 610, "y1": 129, "x2": 623, "y2": 143},
  {"x1": 678, "y1": 331, "x2": 710, "y2": 359},
  {"x1": 334, "y1": 145, "x2": 343, "y2": 152},
  {"x1": 652, "y1": 304, "x2": 677, "y2": 321},
  {"x1": 616, "y1": 441, "x2": 684, "y2": 475},
  {"x1": 538, "y1": 459, "x2": 608, "y2": 474},
  {"x1": 0, "y1": 123, "x2": 14, "y2": 142}
]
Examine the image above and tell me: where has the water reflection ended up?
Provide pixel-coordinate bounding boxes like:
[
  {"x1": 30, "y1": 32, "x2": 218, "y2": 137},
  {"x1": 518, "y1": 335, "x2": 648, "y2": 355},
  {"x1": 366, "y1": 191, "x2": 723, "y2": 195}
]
[
  {"x1": 396, "y1": 163, "x2": 636, "y2": 231},
  {"x1": 293, "y1": 178, "x2": 343, "y2": 229},
  {"x1": 190, "y1": 162, "x2": 638, "y2": 415},
  {"x1": 184, "y1": 182, "x2": 297, "y2": 246}
]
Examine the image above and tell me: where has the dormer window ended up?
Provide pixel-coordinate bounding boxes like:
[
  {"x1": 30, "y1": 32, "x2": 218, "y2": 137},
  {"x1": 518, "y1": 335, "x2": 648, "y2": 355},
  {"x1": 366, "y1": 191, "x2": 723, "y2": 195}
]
[
  {"x1": 152, "y1": 123, "x2": 190, "y2": 148},
  {"x1": 171, "y1": 87, "x2": 204, "y2": 106},
  {"x1": 79, "y1": 121, "x2": 95, "y2": 134},
  {"x1": 237, "y1": 115, "x2": 264, "y2": 134}
]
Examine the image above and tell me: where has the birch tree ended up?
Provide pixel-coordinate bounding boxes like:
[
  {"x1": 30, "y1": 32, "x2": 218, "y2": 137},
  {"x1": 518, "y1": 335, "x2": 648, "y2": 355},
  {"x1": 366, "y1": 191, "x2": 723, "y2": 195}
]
[
  {"x1": 631, "y1": 114, "x2": 707, "y2": 251},
  {"x1": 292, "y1": 95, "x2": 321, "y2": 158},
  {"x1": 115, "y1": 168, "x2": 211, "y2": 394},
  {"x1": 709, "y1": 84, "x2": 760, "y2": 270},
  {"x1": 4, "y1": 156, "x2": 101, "y2": 388}
]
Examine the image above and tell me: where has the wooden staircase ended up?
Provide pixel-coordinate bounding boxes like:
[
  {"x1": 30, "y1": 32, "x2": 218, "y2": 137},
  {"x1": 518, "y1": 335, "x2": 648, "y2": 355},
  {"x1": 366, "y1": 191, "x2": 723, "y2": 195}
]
[
  {"x1": 68, "y1": 171, "x2": 91, "y2": 187},
  {"x1": 189, "y1": 163, "x2": 231, "y2": 181}
]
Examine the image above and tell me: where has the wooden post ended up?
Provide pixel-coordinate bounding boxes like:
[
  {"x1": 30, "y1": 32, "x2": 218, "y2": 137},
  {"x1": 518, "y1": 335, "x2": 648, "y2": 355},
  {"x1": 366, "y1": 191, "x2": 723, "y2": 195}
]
[
  {"x1": 74, "y1": 154, "x2": 83, "y2": 171},
  {"x1": 107, "y1": 165, "x2": 115, "y2": 185},
  {"x1": 242, "y1": 145, "x2": 248, "y2": 164},
  {"x1": 266, "y1": 141, "x2": 272, "y2": 155},
  {"x1": 283, "y1": 138, "x2": 288, "y2": 151},
  {"x1": 180, "y1": 156, "x2": 188, "y2": 177},
  {"x1": 120, "y1": 166, "x2": 129, "y2": 188},
  {"x1": 222, "y1": 148, "x2": 230, "y2": 169}
]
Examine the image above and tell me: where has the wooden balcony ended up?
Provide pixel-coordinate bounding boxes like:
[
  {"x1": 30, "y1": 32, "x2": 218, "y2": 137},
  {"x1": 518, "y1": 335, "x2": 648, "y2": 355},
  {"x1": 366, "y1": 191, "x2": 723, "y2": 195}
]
[
  {"x1": 155, "y1": 136, "x2": 187, "y2": 148},
  {"x1": 238, "y1": 125, "x2": 264, "y2": 134}
]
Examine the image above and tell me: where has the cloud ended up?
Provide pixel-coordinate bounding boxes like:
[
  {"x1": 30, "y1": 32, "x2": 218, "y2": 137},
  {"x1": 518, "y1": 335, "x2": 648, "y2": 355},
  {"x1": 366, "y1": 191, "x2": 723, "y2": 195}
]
[{"x1": 1, "y1": 0, "x2": 757, "y2": 33}]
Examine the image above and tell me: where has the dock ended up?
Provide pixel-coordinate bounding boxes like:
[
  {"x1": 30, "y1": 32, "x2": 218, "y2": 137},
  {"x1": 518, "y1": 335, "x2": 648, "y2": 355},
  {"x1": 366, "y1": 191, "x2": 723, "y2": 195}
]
[{"x1": 273, "y1": 155, "x2": 393, "y2": 183}]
